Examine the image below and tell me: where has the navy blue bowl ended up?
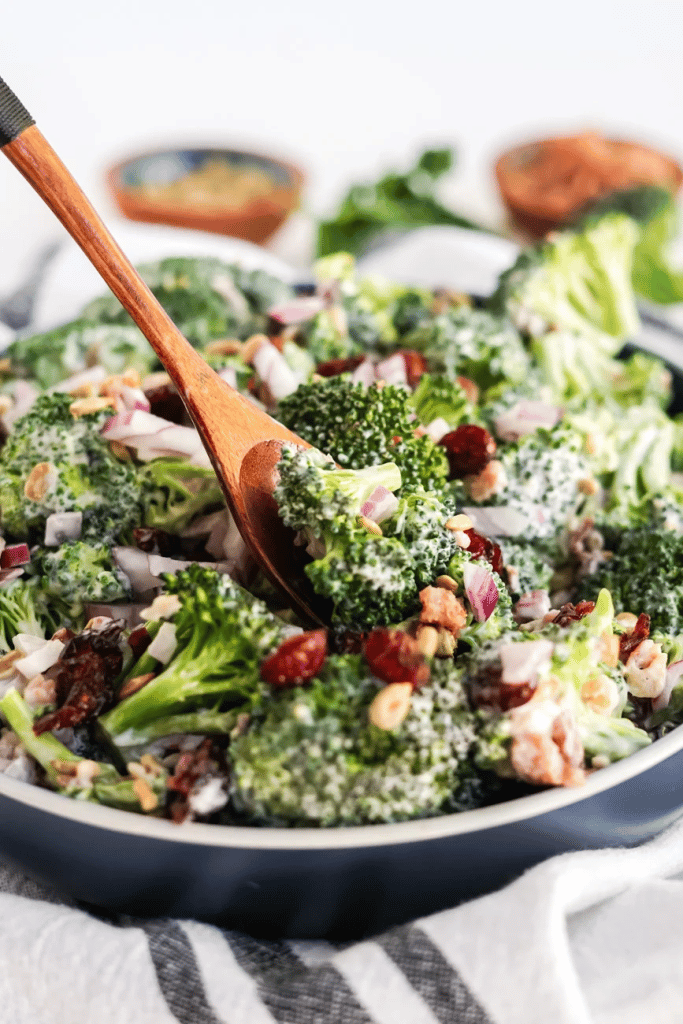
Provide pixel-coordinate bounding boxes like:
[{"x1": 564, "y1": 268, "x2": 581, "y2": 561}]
[
  {"x1": 0, "y1": 716, "x2": 681, "y2": 938},
  {"x1": 1, "y1": 328, "x2": 683, "y2": 938}
]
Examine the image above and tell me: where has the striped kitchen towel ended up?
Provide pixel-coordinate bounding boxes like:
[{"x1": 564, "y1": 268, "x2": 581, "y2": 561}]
[{"x1": 1, "y1": 815, "x2": 683, "y2": 1024}]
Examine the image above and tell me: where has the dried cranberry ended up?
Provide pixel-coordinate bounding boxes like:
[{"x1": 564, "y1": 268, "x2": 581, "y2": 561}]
[
  {"x1": 315, "y1": 355, "x2": 366, "y2": 377},
  {"x1": 399, "y1": 350, "x2": 428, "y2": 389},
  {"x1": 260, "y1": 630, "x2": 328, "y2": 687},
  {"x1": 619, "y1": 613, "x2": 650, "y2": 663},
  {"x1": 33, "y1": 622, "x2": 124, "y2": 735},
  {"x1": 465, "y1": 529, "x2": 504, "y2": 576},
  {"x1": 127, "y1": 624, "x2": 154, "y2": 660},
  {"x1": 439, "y1": 424, "x2": 496, "y2": 478},
  {"x1": 363, "y1": 628, "x2": 430, "y2": 690},
  {"x1": 553, "y1": 601, "x2": 596, "y2": 628}
]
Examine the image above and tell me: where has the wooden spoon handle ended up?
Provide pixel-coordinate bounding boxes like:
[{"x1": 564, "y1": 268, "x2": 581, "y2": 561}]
[{"x1": 0, "y1": 76, "x2": 300, "y2": 494}]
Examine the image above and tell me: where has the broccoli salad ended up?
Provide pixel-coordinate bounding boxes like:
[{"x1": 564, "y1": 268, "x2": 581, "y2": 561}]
[{"x1": 0, "y1": 213, "x2": 682, "y2": 829}]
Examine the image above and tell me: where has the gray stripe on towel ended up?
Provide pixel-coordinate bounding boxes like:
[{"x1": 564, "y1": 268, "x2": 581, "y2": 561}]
[
  {"x1": 224, "y1": 930, "x2": 375, "y2": 1024},
  {"x1": 141, "y1": 919, "x2": 224, "y2": 1024},
  {"x1": 0, "y1": 861, "x2": 77, "y2": 906},
  {"x1": 378, "y1": 925, "x2": 494, "y2": 1024}
]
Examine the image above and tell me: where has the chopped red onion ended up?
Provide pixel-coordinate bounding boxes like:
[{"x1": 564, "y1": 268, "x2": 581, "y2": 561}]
[
  {"x1": 44, "y1": 512, "x2": 82, "y2": 547},
  {"x1": 424, "y1": 417, "x2": 451, "y2": 443},
  {"x1": 102, "y1": 409, "x2": 171, "y2": 441},
  {"x1": 514, "y1": 590, "x2": 551, "y2": 623},
  {"x1": 463, "y1": 505, "x2": 544, "y2": 538},
  {"x1": 2, "y1": 380, "x2": 38, "y2": 429},
  {"x1": 212, "y1": 273, "x2": 250, "y2": 316},
  {"x1": 0, "y1": 544, "x2": 30, "y2": 569},
  {"x1": 360, "y1": 486, "x2": 399, "y2": 525},
  {"x1": 119, "y1": 385, "x2": 151, "y2": 412},
  {"x1": 218, "y1": 366, "x2": 237, "y2": 389},
  {"x1": 105, "y1": 414, "x2": 208, "y2": 465},
  {"x1": 463, "y1": 562, "x2": 499, "y2": 622},
  {"x1": 50, "y1": 366, "x2": 107, "y2": 395},
  {"x1": 252, "y1": 341, "x2": 301, "y2": 400},
  {"x1": 113, "y1": 547, "x2": 162, "y2": 593},
  {"x1": 145, "y1": 424, "x2": 202, "y2": 457},
  {"x1": 375, "y1": 353, "x2": 408, "y2": 388},
  {"x1": 13, "y1": 634, "x2": 48, "y2": 655},
  {"x1": 14, "y1": 638, "x2": 65, "y2": 678},
  {"x1": 114, "y1": 547, "x2": 237, "y2": 595},
  {"x1": 493, "y1": 401, "x2": 563, "y2": 442},
  {"x1": 652, "y1": 660, "x2": 683, "y2": 712},
  {"x1": 0, "y1": 568, "x2": 25, "y2": 588},
  {"x1": 147, "y1": 621, "x2": 177, "y2": 665},
  {"x1": 500, "y1": 639, "x2": 554, "y2": 685},
  {"x1": 350, "y1": 359, "x2": 376, "y2": 388},
  {"x1": 268, "y1": 296, "x2": 325, "y2": 326}
]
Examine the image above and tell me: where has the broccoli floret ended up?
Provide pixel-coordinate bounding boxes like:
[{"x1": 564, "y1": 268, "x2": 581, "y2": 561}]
[
  {"x1": 273, "y1": 444, "x2": 401, "y2": 541},
  {"x1": 138, "y1": 458, "x2": 224, "y2": 534},
  {"x1": 391, "y1": 289, "x2": 434, "y2": 337},
  {"x1": 382, "y1": 490, "x2": 459, "y2": 587},
  {"x1": 471, "y1": 426, "x2": 589, "y2": 540},
  {"x1": 301, "y1": 255, "x2": 433, "y2": 360},
  {"x1": 273, "y1": 445, "x2": 416, "y2": 626},
  {"x1": 99, "y1": 566, "x2": 284, "y2": 743},
  {"x1": 472, "y1": 592, "x2": 651, "y2": 780},
  {"x1": 0, "y1": 577, "x2": 47, "y2": 653},
  {"x1": 497, "y1": 537, "x2": 556, "y2": 598},
  {"x1": 300, "y1": 309, "x2": 364, "y2": 365},
  {"x1": 5, "y1": 319, "x2": 89, "y2": 388},
  {"x1": 306, "y1": 531, "x2": 419, "y2": 627},
  {"x1": 409, "y1": 373, "x2": 479, "y2": 430},
  {"x1": 491, "y1": 213, "x2": 640, "y2": 351},
  {"x1": 30, "y1": 542, "x2": 132, "y2": 628},
  {"x1": 444, "y1": 546, "x2": 515, "y2": 648},
  {"x1": 0, "y1": 689, "x2": 167, "y2": 812},
  {"x1": 276, "y1": 377, "x2": 448, "y2": 492},
  {"x1": 578, "y1": 528, "x2": 683, "y2": 633},
  {"x1": 230, "y1": 654, "x2": 481, "y2": 826},
  {"x1": 404, "y1": 307, "x2": 530, "y2": 393},
  {"x1": 610, "y1": 350, "x2": 673, "y2": 409},
  {"x1": 0, "y1": 393, "x2": 141, "y2": 542},
  {"x1": 574, "y1": 184, "x2": 683, "y2": 305},
  {"x1": 568, "y1": 402, "x2": 677, "y2": 524},
  {"x1": 80, "y1": 257, "x2": 294, "y2": 348},
  {"x1": 6, "y1": 320, "x2": 158, "y2": 390}
]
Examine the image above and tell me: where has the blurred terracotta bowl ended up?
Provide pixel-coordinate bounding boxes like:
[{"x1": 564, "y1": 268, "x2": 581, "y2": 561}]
[
  {"x1": 107, "y1": 147, "x2": 305, "y2": 245},
  {"x1": 495, "y1": 131, "x2": 683, "y2": 238}
]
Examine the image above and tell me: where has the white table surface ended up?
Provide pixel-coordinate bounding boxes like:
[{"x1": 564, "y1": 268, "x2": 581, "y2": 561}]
[{"x1": 1, "y1": 0, "x2": 683, "y2": 287}]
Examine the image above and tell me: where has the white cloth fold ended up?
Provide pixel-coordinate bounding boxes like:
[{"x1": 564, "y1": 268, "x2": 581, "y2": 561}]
[{"x1": 1, "y1": 818, "x2": 683, "y2": 1023}]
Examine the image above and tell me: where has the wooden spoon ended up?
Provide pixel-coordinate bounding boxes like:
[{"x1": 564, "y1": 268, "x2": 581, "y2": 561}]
[{"x1": 0, "y1": 76, "x2": 325, "y2": 625}]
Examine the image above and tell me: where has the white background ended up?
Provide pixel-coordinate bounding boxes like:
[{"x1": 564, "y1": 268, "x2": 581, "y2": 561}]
[{"x1": 1, "y1": 0, "x2": 683, "y2": 284}]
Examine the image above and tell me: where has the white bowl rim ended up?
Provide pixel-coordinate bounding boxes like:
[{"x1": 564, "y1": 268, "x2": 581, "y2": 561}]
[{"x1": 0, "y1": 716, "x2": 681, "y2": 850}]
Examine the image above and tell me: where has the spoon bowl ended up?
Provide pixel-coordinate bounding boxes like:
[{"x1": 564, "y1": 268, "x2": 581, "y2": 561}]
[{"x1": 0, "y1": 76, "x2": 322, "y2": 623}]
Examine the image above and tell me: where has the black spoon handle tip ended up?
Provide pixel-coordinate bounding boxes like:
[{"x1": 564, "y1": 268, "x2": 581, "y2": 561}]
[{"x1": 0, "y1": 76, "x2": 35, "y2": 148}]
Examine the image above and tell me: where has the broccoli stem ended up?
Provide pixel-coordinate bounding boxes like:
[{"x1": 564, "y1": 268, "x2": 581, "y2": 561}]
[
  {"x1": 111, "y1": 707, "x2": 240, "y2": 750},
  {"x1": 0, "y1": 688, "x2": 79, "y2": 786},
  {"x1": 0, "y1": 689, "x2": 167, "y2": 812},
  {"x1": 100, "y1": 627, "x2": 259, "y2": 740}
]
